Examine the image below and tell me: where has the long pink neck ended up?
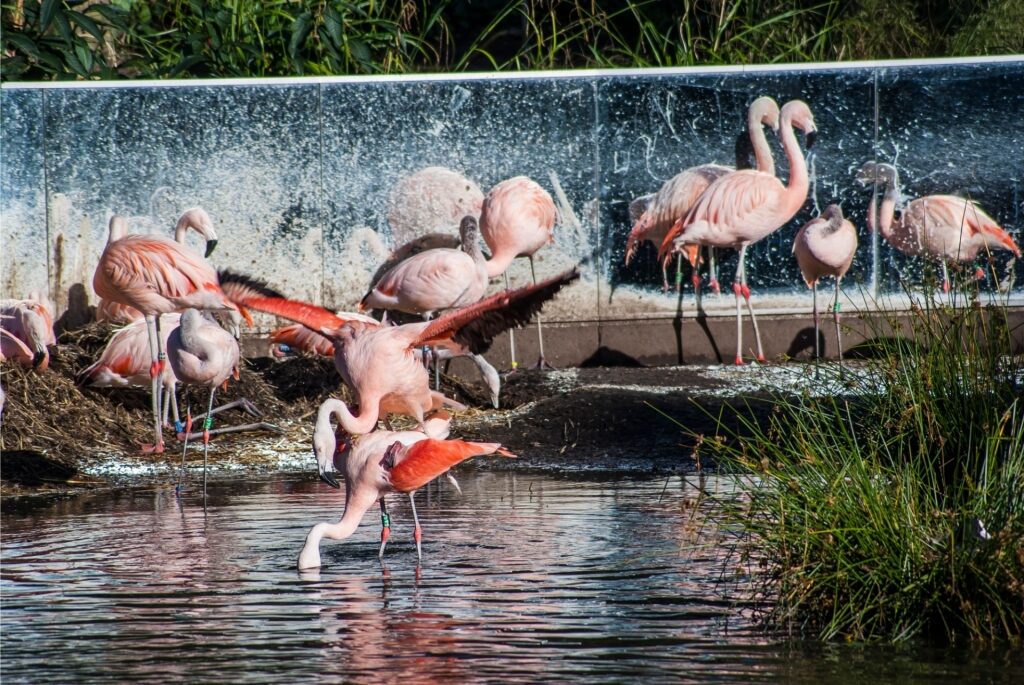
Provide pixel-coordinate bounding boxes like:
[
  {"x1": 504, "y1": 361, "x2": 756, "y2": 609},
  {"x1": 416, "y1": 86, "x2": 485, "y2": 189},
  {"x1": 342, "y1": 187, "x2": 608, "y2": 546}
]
[
  {"x1": 748, "y1": 115, "x2": 775, "y2": 176},
  {"x1": 485, "y1": 247, "x2": 517, "y2": 278},
  {"x1": 877, "y1": 178, "x2": 900, "y2": 239},
  {"x1": 777, "y1": 120, "x2": 810, "y2": 219},
  {"x1": 336, "y1": 396, "x2": 380, "y2": 435}
]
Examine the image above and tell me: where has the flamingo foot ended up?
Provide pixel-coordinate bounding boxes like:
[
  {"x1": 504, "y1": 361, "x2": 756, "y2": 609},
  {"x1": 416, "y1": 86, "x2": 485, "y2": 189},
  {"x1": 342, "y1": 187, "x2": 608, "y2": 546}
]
[
  {"x1": 734, "y1": 355, "x2": 744, "y2": 366},
  {"x1": 532, "y1": 356, "x2": 556, "y2": 371},
  {"x1": 942, "y1": 280, "x2": 951, "y2": 294},
  {"x1": 974, "y1": 267, "x2": 986, "y2": 281},
  {"x1": 140, "y1": 441, "x2": 165, "y2": 454},
  {"x1": 756, "y1": 354, "x2": 767, "y2": 363},
  {"x1": 709, "y1": 278, "x2": 721, "y2": 295}
]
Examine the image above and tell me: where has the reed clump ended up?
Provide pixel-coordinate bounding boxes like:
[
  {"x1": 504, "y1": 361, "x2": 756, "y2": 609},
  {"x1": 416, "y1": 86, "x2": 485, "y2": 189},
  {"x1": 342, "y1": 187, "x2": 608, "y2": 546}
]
[{"x1": 695, "y1": 295, "x2": 1023, "y2": 642}]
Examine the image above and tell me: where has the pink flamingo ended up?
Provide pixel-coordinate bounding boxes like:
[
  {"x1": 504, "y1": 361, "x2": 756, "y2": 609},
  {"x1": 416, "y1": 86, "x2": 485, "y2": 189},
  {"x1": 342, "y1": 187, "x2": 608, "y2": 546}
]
[
  {"x1": 225, "y1": 268, "x2": 578, "y2": 435},
  {"x1": 96, "y1": 208, "x2": 220, "y2": 325},
  {"x1": 166, "y1": 308, "x2": 242, "y2": 492},
  {"x1": 270, "y1": 324, "x2": 502, "y2": 408},
  {"x1": 626, "y1": 96, "x2": 781, "y2": 294},
  {"x1": 792, "y1": 204, "x2": 858, "y2": 360},
  {"x1": 298, "y1": 406, "x2": 514, "y2": 569},
  {"x1": 387, "y1": 167, "x2": 484, "y2": 246},
  {"x1": 78, "y1": 314, "x2": 183, "y2": 427},
  {"x1": 856, "y1": 162, "x2": 1020, "y2": 292},
  {"x1": 360, "y1": 217, "x2": 489, "y2": 317},
  {"x1": 478, "y1": 176, "x2": 558, "y2": 369},
  {"x1": 1, "y1": 296, "x2": 56, "y2": 370},
  {"x1": 659, "y1": 99, "x2": 818, "y2": 365},
  {"x1": 93, "y1": 214, "x2": 242, "y2": 453}
]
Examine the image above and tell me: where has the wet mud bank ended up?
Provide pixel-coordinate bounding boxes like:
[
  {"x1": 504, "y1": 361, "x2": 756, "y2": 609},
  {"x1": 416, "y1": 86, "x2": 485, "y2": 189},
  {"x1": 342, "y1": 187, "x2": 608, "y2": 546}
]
[{"x1": 2, "y1": 329, "x2": 844, "y2": 498}]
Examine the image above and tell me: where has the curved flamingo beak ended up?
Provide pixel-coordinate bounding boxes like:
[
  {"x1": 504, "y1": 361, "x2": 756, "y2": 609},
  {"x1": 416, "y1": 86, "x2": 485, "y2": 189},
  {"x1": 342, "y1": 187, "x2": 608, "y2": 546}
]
[
  {"x1": 318, "y1": 466, "x2": 340, "y2": 489},
  {"x1": 805, "y1": 131, "x2": 817, "y2": 150},
  {"x1": 32, "y1": 350, "x2": 47, "y2": 370},
  {"x1": 204, "y1": 239, "x2": 218, "y2": 258}
]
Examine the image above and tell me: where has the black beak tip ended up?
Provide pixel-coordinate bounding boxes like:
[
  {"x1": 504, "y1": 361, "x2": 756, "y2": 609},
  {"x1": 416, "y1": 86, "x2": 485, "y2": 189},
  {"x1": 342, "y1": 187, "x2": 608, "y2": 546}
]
[
  {"x1": 319, "y1": 471, "x2": 341, "y2": 489},
  {"x1": 205, "y1": 239, "x2": 218, "y2": 258},
  {"x1": 805, "y1": 131, "x2": 817, "y2": 150},
  {"x1": 32, "y1": 351, "x2": 46, "y2": 369}
]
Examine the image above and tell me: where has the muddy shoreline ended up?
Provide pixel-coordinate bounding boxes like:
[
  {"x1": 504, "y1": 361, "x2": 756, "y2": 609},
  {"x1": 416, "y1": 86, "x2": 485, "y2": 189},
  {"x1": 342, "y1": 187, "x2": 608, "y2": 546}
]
[{"x1": 3, "y1": 327, "x2": 853, "y2": 500}]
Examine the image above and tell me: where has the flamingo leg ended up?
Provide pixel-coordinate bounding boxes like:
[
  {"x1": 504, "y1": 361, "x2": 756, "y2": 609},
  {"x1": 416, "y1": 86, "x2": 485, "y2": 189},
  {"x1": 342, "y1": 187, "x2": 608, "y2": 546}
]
[
  {"x1": 176, "y1": 408, "x2": 194, "y2": 493},
  {"x1": 675, "y1": 252, "x2": 683, "y2": 294},
  {"x1": 709, "y1": 247, "x2": 720, "y2": 295},
  {"x1": 529, "y1": 256, "x2": 554, "y2": 370},
  {"x1": 732, "y1": 248, "x2": 746, "y2": 365},
  {"x1": 142, "y1": 315, "x2": 165, "y2": 453},
  {"x1": 812, "y1": 280, "x2": 820, "y2": 361},
  {"x1": 504, "y1": 272, "x2": 518, "y2": 372},
  {"x1": 941, "y1": 261, "x2": 951, "y2": 297},
  {"x1": 410, "y1": 491, "x2": 423, "y2": 560},
  {"x1": 833, "y1": 278, "x2": 843, "y2": 364},
  {"x1": 379, "y1": 499, "x2": 391, "y2": 558},
  {"x1": 739, "y1": 249, "x2": 766, "y2": 363},
  {"x1": 202, "y1": 387, "x2": 216, "y2": 496},
  {"x1": 661, "y1": 257, "x2": 669, "y2": 292}
]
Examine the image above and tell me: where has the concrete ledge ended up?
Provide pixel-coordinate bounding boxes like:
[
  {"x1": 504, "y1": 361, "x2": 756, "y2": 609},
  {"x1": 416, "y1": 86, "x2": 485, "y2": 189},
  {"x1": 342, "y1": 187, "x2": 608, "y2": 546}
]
[{"x1": 241, "y1": 306, "x2": 1024, "y2": 369}]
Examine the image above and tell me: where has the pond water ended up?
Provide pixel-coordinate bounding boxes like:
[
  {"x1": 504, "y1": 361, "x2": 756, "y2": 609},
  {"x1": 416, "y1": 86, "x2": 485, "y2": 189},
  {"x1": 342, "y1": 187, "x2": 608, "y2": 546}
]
[{"x1": 2, "y1": 471, "x2": 1021, "y2": 683}]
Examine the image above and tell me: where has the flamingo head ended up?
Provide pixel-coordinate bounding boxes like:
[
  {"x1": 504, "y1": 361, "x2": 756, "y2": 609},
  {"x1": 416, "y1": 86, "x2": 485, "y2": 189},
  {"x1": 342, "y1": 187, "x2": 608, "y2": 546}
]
[
  {"x1": 18, "y1": 307, "x2": 52, "y2": 370},
  {"x1": 781, "y1": 100, "x2": 817, "y2": 149},
  {"x1": 750, "y1": 95, "x2": 780, "y2": 133},
  {"x1": 856, "y1": 161, "x2": 897, "y2": 188},
  {"x1": 175, "y1": 207, "x2": 219, "y2": 257},
  {"x1": 312, "y1": 419, "x2": 341, "y2": 489}
]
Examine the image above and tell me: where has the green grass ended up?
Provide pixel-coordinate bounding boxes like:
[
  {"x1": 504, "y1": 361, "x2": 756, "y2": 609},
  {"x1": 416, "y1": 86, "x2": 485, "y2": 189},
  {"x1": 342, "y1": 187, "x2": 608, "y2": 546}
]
[
  {"x1": 4, "y1": 1, "x2": 1023, "y2": 81},
  {"x1": 673, "y1": 293, "x2": 1024, "y2": 642}
]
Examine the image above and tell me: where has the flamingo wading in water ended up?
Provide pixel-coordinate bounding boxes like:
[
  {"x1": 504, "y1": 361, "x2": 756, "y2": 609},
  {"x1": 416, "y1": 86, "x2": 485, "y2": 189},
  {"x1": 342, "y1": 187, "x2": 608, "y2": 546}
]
[
  {"x1": 479, "y1": 176, "x2": 558, "y2": 369},
  {"x1": 856, "y1": 161, "x2": 1020, "y2": 293},
  {"x1": 660, "y1": 99, "x2": 818, "y2": 365},
  {"x1": 298, "y1": 408, "x2": 514, "y2": 569},
  {"x1": 792, "y1": 204, "x2": 858, "y2": 361}
]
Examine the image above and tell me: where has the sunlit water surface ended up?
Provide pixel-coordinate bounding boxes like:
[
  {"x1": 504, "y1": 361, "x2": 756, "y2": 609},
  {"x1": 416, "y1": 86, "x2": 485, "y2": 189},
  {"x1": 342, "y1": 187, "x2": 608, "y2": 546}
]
[{"x1": 3, "y1": 472, "x2": 1021, "y2": 683}]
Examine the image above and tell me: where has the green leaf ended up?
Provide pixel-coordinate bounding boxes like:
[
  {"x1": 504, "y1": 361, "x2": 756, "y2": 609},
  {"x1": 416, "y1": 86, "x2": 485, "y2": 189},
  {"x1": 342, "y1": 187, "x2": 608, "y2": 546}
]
[
  {"x1": 54, "y1": 12, "x2": 74, "y2": 46},
  {"x1": 91, "y1": 5, "x2": 130, "y2": 30},
  {"x1": 66, "y1": 10, "x2": 104, "y2": 44},
  {"x1": 324, "y1": 5, "x2": 343, "y2": 49},
  {"x1": 39, "y1": 0, "x2": 59, "y2": 33},
  {"x1": 4, "y1": 32, "x2": 41, "y2": 59},
  {"x1": 289, "y1": 11, "x2": 312, "y2": 65},
  {"x1": 75, "y1": 42, "x2": 93, "y2": 74},
  {"x1": 349, "y1": 38, "x2": 371, "y2": 66}
]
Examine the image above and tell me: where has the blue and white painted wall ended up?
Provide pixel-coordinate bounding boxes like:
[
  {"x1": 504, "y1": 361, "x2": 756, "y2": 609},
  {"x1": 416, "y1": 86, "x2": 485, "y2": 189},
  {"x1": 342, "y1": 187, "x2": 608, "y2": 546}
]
[{"x1": 2, "y1": 57, "x2": 1021, "y2": 329}]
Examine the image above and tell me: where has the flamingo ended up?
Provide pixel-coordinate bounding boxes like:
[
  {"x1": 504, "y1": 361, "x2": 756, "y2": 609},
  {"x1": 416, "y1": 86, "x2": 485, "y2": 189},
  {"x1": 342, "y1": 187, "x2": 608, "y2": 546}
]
[
  {"x1": 856, "y1": 162, "x2": 1020, "y2": 293},
  {"x1": 77, "y1": 314, "x2": 183, "y2": 428},
  {"x1": 792, "y1": 204, "x2": 858, "y2": 360},
  {"x1": 626, "y1": 96, "x2": 781, "y2": 294},
  {"x1": 660, "y1": 99, "x2": 818, "y2": 365},
  {"x1": 92, "y1": 214, "x2": 245, "y2": 453},
  {"x1": 387, "y1": 166, "x2": 484, "y2": 246},
  {"x1": 224, "y1": 267, "x2": 579, "y2": 435},
  {"x1": 478, "y1": 176, "x2": 558, "y2": 369},
  {"x1": 166, "y1": 308, "x2": 241, "y2": 492},
  {"x1": 270, "y1": 323, "x2": 502, "y2": 409},
  {"x1": 0, "y1": 296, "x2": 56, "y2": 370},
  {"x1": 360, "y1": 216, "x2": 488, "y2": 317},
  {"x1": 96, "y1": 208, "x2": 220, "y2": 324},
  {"x1": 298, "y1": 406, "x2": 514, "y2": 569}
]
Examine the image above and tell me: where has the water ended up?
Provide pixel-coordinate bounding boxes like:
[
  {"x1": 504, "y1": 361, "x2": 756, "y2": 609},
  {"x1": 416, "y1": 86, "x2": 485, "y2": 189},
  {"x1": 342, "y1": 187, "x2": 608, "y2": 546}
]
[{"x1": 2, "y1": 472, "x2": 1021, "y2": 683}]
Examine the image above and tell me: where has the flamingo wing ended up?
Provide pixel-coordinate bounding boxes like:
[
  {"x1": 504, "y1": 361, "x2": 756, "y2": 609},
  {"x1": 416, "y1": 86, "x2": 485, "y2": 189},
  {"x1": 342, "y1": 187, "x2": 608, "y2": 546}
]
[
  {"x1": 411, "y1": 267, "x2": 579, "y2": 354},
  {"x1": 386, "y1": 438, "x2": 514, "y2": 492},
  {"x1": 270, "y1": 324, "x2": 335, "y2": 356},
  {"x1": 98, "y1": 236, "x2": 221, "y2": 306},
  {"x1": 659, "y1": 170, "x2": 783, "y2": 259},
  {"x1": 913, "y1": 196, "x2": 1021, "y2": 257},
  {"x1": 362, "y1": 249, "x2": 476, "y2": 313}
]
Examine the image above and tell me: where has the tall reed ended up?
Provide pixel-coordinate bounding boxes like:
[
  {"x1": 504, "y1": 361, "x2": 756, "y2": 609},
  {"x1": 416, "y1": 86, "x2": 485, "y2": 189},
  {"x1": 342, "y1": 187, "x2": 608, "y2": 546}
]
[{"x1": 680, "y1": 294, "x2": 1023, "y2": 642}]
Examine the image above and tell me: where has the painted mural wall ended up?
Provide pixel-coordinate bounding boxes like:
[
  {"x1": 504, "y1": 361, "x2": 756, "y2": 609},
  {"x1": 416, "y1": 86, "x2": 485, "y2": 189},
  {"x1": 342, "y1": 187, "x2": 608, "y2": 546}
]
[{"x1": 2, "y1": 59, "x2": 1021, "y2": 330}]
